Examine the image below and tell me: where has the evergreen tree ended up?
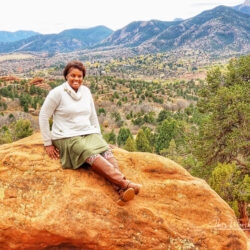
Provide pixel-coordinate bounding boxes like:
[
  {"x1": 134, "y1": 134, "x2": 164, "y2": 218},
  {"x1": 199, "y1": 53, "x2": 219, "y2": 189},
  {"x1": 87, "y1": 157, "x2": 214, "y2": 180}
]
[
  {"x1": 164, "y1": 139, "x2": 177, "y2": 157},
  {"x1": 209, "y1": 163, "x2": 250, "y2": 217},
  {"x1": 192, "y1": 55, "x2": 250, "y2": 220},
  {"x1": 135, "y1": 129, "x2": 152, "y2": 152},
  {"x1": 157, "y1": 109, "x2": 172, "y2": 123},
  {"x1": 103, "y1": 129, "x2": 117, "y2": 145},
  {"x1": 124, "y1": 136, "x2": 136, "y2": 152},
  {"x1": 24, "y1": 103, "x2": 29, "y2": 112},
  {"x1": 30, "y1": 84, "x2": 36, "y2": 95},
  {"x1": 155, "y1": 119, "x2": 176, "y2": 154},
  {"x1": 194, "y1": 55, "x2": 250, "y2": 171},
  {"x1": 117, "y1": 127, "x2": 132, "y2": 146},
  {"x1": 142, "y1": 126, "x2": 155, "y2": 152}
]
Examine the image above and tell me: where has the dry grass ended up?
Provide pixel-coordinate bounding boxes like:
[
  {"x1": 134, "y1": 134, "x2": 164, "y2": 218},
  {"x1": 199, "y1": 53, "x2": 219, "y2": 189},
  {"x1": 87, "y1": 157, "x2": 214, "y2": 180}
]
[{"x1": 0, "y1": 54, "x2": 33, "y2": 62}]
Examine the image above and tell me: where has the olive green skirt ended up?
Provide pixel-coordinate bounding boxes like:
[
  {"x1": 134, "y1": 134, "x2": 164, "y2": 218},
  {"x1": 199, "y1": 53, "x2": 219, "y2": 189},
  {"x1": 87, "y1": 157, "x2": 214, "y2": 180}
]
[{"x1": 52, "y1": 134, "x2": 109, "y2": 169}]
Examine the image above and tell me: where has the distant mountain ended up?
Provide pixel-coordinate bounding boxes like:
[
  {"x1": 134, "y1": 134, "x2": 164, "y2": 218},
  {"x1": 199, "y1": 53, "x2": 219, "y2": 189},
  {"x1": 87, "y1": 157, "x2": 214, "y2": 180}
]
[
  {"x1": 143, "y1": 5, "x2": 250, "y2": 52},
  {"x1": 0, "y1": 26, "x2": 113, "y2": 53},
  {"x1": 96, "y1": 5, "x2": 249, "y2": 53},
  {"x1": 0, "y1": 30, "x2": 40, "y2": 42},
  {"x1": 97, "y1": 20, "x2": 181, "y2": 47},
  {"x1": 173, "y1": 18, "x2": 184, "y2": 21},
  {"x1": 0, "y1": 6, "x2": 249, "y2": 54},
  {"x1": 233, "y1": 0, "x2": 250, "y2": 15}
]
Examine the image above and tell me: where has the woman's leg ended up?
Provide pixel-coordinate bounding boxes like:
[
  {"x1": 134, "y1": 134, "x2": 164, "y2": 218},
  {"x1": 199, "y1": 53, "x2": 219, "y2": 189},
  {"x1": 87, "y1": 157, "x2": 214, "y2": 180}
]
[
  {"x1": 86, "y1": 154, "x2": 141, "y2": 199},
  {"x1": 100, "y1": 149, "x2": 124, "y2": 192},
  {"x1": 101, "y1": 149, "x2": 140, "y2": 195}
]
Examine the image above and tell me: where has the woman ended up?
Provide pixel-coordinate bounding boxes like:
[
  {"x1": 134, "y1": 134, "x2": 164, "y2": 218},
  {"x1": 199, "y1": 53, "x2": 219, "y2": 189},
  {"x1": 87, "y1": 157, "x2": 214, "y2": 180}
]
[{"x1": 39, "y1": 61, "x2": 141, "y2": 205}]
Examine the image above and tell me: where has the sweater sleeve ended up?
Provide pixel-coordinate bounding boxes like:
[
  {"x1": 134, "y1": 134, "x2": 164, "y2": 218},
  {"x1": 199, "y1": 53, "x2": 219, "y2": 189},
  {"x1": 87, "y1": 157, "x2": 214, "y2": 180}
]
[
  {"x1": 39, "y1": 89, "x2": 61, "y2": 146},
  {"x1": 88, "y1": 90, "x2": 101, "y2": 135}
]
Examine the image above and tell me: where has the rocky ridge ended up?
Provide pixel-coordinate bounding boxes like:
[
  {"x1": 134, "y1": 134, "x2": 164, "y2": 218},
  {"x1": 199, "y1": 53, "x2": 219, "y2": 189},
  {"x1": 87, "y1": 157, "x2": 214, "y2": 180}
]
[{"x1": 0, "y1": 133, "x2": 247, "y2": 249}]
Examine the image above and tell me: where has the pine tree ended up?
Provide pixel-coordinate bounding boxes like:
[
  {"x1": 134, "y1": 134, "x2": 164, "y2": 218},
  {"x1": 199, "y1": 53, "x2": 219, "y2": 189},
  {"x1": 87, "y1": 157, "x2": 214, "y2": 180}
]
[
  {"x1": 135, "y1": 129, "x2": 152, "y2": 152},
  {"x1": 192, "y1": 55, "x2": 250, "y2": 221},
  {"x1": 117, "y1": 127, "x2": 132, "y2": 146},
  {"x1": 194, "y1": 55, "x2": 250, "y2": 170},
  {"x1": 155, "y1": 119, "x2": 176, "y2": 154},
  {"x1": 142, "y1": 126, "x2": 155, "y2": 152},
  {"x1": 124, "y1": 136, "x2": 136, "y2": 152}
]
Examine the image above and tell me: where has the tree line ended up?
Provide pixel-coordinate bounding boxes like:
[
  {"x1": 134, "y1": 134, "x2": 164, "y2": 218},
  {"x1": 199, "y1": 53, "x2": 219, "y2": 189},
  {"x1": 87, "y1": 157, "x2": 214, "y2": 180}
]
[{"x1": 102, "y1": 55, "x2": 250, "y2": 221}]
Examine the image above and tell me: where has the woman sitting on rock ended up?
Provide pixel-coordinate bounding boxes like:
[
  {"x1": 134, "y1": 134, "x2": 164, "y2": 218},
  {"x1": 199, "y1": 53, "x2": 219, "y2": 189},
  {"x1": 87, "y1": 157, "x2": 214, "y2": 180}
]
[{"x1": 39, "y1": 61, "x2": 141, "y2": 205}]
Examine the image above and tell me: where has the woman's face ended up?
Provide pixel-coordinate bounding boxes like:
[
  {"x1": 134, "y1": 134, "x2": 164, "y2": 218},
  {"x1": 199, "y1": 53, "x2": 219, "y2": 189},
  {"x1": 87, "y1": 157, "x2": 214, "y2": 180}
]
[{"x1": 66, "y1": 67, "x2": 83, "y2": 92}]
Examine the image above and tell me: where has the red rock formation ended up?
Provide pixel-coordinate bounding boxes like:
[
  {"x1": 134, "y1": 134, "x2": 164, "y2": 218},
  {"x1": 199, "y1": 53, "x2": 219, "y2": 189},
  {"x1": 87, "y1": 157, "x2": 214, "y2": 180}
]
[
  {"x1": 28, "y1": 78, "x2": 51, "y2": 91},
  {"x1": 0, "y1": 76, "x2": 20, "y2": 82},
  {"x1": 0, "y1": 133, "x2": 247, "y2": 249},
  {"x1": 28, "y1": 77, "x2": 44, "y2": 85}
]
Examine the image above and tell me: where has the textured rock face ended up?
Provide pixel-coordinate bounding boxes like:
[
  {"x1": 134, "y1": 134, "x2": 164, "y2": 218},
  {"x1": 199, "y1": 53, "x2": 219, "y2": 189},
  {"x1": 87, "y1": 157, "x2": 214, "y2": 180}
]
[{"x1": 0, "y1": 133, "x2": 247, "y2": 249}]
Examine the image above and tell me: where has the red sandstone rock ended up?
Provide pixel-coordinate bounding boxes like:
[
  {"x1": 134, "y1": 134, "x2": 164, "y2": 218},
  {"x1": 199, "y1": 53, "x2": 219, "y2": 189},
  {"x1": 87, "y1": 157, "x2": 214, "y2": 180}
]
[
  {"x1": 29, "y1": 77, "x2": 44, "y2": 85},
  {"x1": 0, "y1": 76, "x2": 20, "y2": 82},
  {"x1": 0, "y1": 133, "x2": 247, "y2": 249},
  {"x1": 28, "y1": 78, "x2": 51, "y2": 91}
]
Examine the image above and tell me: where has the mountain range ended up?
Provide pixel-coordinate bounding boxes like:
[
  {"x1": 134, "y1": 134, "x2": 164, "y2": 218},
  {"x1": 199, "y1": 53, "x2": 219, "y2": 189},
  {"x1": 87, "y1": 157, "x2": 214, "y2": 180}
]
[
  {"x1": 0, "y1": 4, "x2": 249, "y2": 54},
  {"x1": 0, "y1": 26, "x2": 113, "y2": 53},
  {"x1": 0, "y1": 30, "x2": 40, "y2": 43}
]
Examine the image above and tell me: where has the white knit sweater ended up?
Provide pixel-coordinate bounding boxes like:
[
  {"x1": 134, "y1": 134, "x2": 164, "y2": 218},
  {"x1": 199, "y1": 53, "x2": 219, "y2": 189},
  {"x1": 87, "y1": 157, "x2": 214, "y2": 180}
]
[{"x1": 39, "y1": 82, "x2": 101, "y2": 146}]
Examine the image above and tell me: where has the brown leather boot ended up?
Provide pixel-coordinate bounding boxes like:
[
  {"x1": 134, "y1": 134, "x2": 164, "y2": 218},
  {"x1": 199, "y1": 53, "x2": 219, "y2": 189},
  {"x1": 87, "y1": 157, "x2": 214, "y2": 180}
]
[
  {"x1": 91, "y1": 157, "x2": 141, "y2": 196},
  {"x1": 106, "y1": 157, "x2": 125, "y2": 192},
  {"x1": 107, "y1": 157, "x2": 141, "y2": 195},
  {"x1": 117, "y1": 188, "x2": 135, "y2": 206}
]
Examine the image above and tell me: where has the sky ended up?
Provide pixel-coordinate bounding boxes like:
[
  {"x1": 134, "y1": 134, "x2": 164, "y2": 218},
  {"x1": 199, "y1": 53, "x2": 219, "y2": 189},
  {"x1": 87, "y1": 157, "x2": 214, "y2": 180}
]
[{"x1": 1, "y1": 0, "x2": 244, "y2": 34}]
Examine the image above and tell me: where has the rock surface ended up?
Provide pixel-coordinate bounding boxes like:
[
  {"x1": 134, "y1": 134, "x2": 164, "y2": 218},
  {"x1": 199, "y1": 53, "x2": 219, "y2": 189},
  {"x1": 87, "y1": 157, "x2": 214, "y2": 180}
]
[{"x1": 0, "y1": 133, "x2": 247, "y2": 249}]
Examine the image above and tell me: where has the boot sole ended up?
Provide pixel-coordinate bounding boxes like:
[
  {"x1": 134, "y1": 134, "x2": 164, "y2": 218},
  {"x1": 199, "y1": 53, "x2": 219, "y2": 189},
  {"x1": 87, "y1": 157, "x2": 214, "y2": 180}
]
[
  {"x1": 122, "y1": 188, "x2": 135, "y2": 202},
  {"x1": 117, "y1": 199, "x2": 126, "y2": 206},
  {"x1": 117, "y1": 188, "x2": 135, "y2": 206}
]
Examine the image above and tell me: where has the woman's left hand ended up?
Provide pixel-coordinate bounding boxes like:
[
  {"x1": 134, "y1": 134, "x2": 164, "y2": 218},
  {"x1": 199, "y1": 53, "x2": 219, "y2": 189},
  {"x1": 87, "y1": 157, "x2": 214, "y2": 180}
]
[{"x1": 44, "y1": 145, "x2": 60, "y2": 159}]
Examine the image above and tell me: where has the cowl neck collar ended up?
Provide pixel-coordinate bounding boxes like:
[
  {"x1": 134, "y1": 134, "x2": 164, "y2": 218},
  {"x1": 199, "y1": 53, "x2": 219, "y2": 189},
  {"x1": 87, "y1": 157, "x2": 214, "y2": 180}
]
[{"x1": 63, "y1": 81, "x2": 82, "y2": 101}]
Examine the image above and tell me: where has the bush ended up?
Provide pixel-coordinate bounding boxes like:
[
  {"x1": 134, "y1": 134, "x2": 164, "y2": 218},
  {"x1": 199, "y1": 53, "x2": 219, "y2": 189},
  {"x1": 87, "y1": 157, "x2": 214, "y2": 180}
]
[
  {"x1": 11, "y1": 119, "x2": 33, "y2": 140},
  {"x1": 98, "y1": 108, "x2": 106, "y2": 116},
  {"x1": 103, "y1": 129, "x2": 116, "y2": 145}
]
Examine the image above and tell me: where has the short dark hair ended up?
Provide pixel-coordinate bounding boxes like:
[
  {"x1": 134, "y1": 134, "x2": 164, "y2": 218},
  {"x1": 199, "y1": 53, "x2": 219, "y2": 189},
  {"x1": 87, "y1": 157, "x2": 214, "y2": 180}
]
[{"x1": 63, "y1": 61, "x2": 86, "y2": 80}]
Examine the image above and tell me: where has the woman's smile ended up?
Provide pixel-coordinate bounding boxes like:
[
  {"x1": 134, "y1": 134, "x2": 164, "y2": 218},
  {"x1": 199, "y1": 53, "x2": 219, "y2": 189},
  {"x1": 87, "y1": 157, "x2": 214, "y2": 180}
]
[{"x1": 66, "y1": 68, "x2": 83, "y2": 92}]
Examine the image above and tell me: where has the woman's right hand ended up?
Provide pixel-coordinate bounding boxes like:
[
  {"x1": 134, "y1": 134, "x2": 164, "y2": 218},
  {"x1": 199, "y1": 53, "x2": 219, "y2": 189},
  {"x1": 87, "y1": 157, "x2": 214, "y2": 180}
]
[{"x1": 44, "y1": 145, "x2": 60, "y2": 159}]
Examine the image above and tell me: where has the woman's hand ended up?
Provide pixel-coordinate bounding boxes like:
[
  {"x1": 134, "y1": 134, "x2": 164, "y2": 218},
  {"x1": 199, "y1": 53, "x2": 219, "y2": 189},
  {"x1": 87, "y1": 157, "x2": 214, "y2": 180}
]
[{"x1": 44, "y1": 145, "x2": 60, "y2": 159}]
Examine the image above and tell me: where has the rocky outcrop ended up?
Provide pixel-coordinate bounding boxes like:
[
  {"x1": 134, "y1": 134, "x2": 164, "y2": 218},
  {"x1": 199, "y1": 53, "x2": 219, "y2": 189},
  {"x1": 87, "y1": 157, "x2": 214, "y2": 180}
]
[
  {"x1": 29, "y1": 77, "x2": 44, "y2": 85},
  {"x1": 0, "y1": 133, "x2": 247, "y2": 249},
  {"x1": 0, "y1": 76, "x2": 20, "y2": 82},
  {"x1": 28, "y1": 78, "x2": 50, "y2": 91}
]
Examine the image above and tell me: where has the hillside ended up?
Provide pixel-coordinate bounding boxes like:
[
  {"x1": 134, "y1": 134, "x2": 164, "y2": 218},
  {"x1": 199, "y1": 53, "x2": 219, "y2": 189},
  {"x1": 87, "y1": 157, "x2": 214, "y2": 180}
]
[
  {"x1": 98, "y1": 20, "x2": 181, "y2": 47},
  {"x1": 0, "y1": 26, "x2": 113, "y2": 53},
  {"x1": 141, "y1": 6, "x2": 250, "y2": 53},
  {"x1": 0, "y1": 30, "x2": 40, "y2": 43}
]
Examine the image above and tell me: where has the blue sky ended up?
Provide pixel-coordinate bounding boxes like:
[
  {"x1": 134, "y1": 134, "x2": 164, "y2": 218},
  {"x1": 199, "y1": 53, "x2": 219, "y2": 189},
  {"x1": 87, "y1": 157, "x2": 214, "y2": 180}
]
[{"x1": 1, "y1": 0, "x2": 244, "y2": 34}]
